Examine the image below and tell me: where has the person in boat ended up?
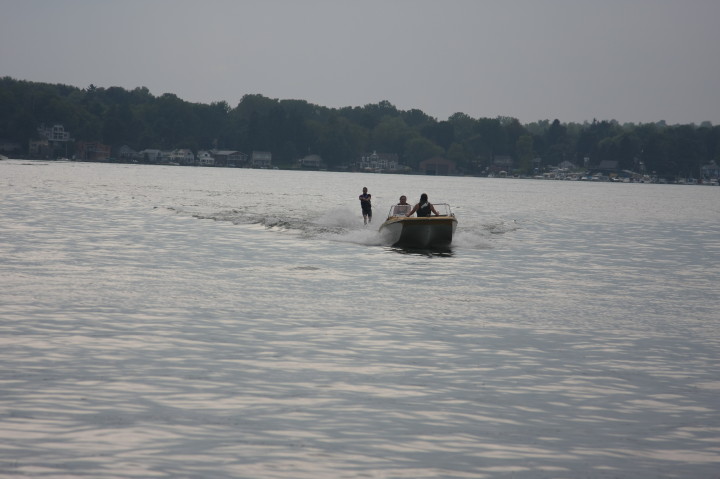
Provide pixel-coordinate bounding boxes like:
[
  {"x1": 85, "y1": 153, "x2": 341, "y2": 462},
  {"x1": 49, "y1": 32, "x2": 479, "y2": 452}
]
[
  {"x1": 406, "y1": 193, "x2": 440, "y2": 217},
  {"x1": 359, "y1": 186, "x2": 372, "y2": 224},
  {"x1": 392, "y1": 195, "x2": 411, "y2": 216}
]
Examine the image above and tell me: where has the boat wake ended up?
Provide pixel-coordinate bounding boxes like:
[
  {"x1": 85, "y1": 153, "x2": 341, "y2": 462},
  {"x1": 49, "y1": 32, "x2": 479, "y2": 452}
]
[{"x1": 165, "y1": 206, "x2": 515, "y2": 250}]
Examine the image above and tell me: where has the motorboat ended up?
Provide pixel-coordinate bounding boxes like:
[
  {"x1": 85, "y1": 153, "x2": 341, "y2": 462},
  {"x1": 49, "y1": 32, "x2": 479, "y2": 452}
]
[{"x1": 379, "y1": 203, "x2": 457, "y2": 248}]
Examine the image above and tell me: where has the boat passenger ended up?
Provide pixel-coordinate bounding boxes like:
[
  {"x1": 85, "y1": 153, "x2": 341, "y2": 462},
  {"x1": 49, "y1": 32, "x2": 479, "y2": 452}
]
[
  {"x1": 406, "y1": 193, "x2": 440, "y2": 217},
  {"x1": 392, "y1": 195, "x2": 411, "y2": 216}
]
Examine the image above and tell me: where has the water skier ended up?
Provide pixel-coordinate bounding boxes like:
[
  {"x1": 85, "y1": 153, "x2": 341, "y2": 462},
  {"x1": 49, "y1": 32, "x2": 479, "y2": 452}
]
[{"x1": 359, "y1": 187, "x2": 372, "y2": 224}]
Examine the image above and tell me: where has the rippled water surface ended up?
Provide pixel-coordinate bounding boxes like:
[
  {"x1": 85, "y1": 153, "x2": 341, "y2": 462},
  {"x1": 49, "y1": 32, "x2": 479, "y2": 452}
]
[{"x1": 1, "y1": 160, "x2": 719, "y2": 478}]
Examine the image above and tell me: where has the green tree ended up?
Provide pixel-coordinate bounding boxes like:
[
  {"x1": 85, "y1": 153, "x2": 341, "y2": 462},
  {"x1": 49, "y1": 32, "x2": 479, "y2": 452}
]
[
  {"x1": 516, "y1": 135, "x2": 534, "y2": 173},
  {"x1": 542, "y1": 119, "x2": 568, "y2": 165},
  {"x1": 463, "y1": 134, "x2": 492, "y2": 172},
  {"x1": 446, "y1": 142, "x2": 470, "y2": 172},
  {"x1": 314, "y1": 115, "x2": 368, "y2": 167},
  {"x1": 371, "y1": 116, "x2": 416, "y2": 156},
  {"x1": 421, "y1": 121, "x2": 454, "y2": 150},
  {"x1": 447, "y1": 112, "x2": 477, "y2": 143},
  {"x1": 1, "y1": 76, "x2": 718, "y2": 178},
  {"x1": 404, "y1": 137, "x2": 443, "y2": 169}
]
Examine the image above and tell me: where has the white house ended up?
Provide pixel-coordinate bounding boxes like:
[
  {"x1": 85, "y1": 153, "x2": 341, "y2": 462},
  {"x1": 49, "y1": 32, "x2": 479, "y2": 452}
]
[
  {"x1": 139, "y1": 149, "x2": 162, "y2": 163},
  {"x1": 197, "y1": 150, "x2": 214, "y2": 166},
  {"x1": 251, "y1": 151, "x2": 272, "y2": 168},
  {"x1": 38, "y1": 124, "x2": 71, "y2": 142},
  {"x1": 299, "y1": 154, "x2": 322, "y2": 168},
  {"x1": 358, "y1": 151, "x2": 398, "y2": 171},
  {"x1": 211, "y1": 150, "x2": 248, "y2": 167},
  {"x1": 117, "y1": 145, "x2": 141, "y2": 162},
  {"x1": 171, "y1": 149, "x2": 195, "y2": 165},
  {"x1": 701, "y1": 161, "x2": 719, "y2": 179}
]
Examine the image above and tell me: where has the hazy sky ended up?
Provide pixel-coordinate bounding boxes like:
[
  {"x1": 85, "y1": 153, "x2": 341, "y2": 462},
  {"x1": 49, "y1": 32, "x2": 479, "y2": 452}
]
[{"x1": 2, "y1": 0, "x2": 719, "y2": 125}]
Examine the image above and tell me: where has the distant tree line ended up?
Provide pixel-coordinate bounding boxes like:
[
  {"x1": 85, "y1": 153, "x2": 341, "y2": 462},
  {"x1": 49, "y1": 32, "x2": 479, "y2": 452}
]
[{"x1": 1, "y1": 76, "x2": 718, "y2": 179}]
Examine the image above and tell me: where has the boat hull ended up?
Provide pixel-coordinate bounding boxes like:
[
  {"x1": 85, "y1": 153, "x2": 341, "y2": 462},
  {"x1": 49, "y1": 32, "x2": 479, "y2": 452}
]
[{"x1": 379, "y1": 216, "x2": 457, "y2": 248}]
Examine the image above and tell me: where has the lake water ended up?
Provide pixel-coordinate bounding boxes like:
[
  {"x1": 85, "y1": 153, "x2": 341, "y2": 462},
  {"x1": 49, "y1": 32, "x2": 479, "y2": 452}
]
[{"x1": 1, "y1": 159, "x2": 719, "y2": 478}]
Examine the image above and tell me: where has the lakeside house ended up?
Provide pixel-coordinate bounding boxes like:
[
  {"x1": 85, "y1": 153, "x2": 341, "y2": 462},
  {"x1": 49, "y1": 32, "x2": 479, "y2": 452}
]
[
  {"x1": 358, "y1": 151, "x2": 399, "y2": 172},
  {"x1": 251, "y1": 151, "x2": 272, "y2": 168},
  {"x1": 420, "y1": 156, "x2": 457, "y2": 175},
  {"x1": 299, "y1": 154, "x2": 323, "y2": 169},
  {"x1": 29, "y1": 124, "x2": 73, "y2": 158},
  {"x1": 117, "y1": 145, "x2": 142, "y2": 162},
  {"x1": 140, "y1": 149, "x2": 162, "y2": 163},
  {"x1": 38, "y1": 124, "x2": 71, "y2": 142},
  {"x1": 701, "y1": 161, "x2": 719, "y2": 179},
  {"x1": 169, "y1": 149, "x2": 195, "y2": 165},
  {"x1": 197, "y1": 150, "x2": 214, "y2": 166},
  {"x1": 15, "y1": 123, "x2": 718, "y2": 183},
  {"x1": 29, "y1": 138, "x2": 52, "y2": 158},
  {"x1": 490, "y1": 155, "x2": 513, "y2": 174},
  {"x1": 211, "y1": 150, "x2": 248, "y2": 167},
  {"x1": 76, "y1": 141, "x2": 112, "y2": 162}
]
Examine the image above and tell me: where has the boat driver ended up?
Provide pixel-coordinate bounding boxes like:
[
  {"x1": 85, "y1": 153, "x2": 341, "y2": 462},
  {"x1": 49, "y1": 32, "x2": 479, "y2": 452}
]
[{"x1": 406, "y1": 193, "x2": 440, "y2": 217}]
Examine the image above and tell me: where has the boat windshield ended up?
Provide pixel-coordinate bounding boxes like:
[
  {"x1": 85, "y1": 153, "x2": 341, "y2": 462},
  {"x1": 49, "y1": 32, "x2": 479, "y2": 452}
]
[
  {"x1": 389, "y1": 204, "x2": 412, "y2": 216},
  {"x1": 432, "y1": 203, "x2": 453, "y2": 216}
]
